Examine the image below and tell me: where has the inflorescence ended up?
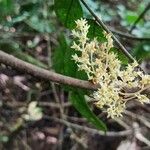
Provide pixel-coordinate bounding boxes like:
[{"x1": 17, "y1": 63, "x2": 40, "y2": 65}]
[{"x1": 71, "y1": 18, "x2": 150, "y2": 118}]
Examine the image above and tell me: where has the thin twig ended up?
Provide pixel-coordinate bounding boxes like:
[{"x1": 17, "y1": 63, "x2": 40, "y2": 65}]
[
  {"x1": 110, "y1": 27, "x2": 150, "y2": 41},
  {"x1": 44, "y1": 116, "x2": 140, "y2": 137},
  {"x1": 133, "y1": 122, "x2": 150, "y2": 147},
  {"x1": 47, "y1": 35, "x2": 66, "y2": 150},
  {"x1": 124, "y1": 111, "x2": 150, "y2": 129},
  {"x1": 120, "y1": 85, "x2": 150, "y2": 96},
  {"x1": 136, "y1": 132, "x2": 150, "y2": 147},
  {"x1": 39, "y1": 101, "x2": 71, "y2": 108},
  {"x1": 70, "y1": 132, "x2": 88, "y2": 149},
  {"x1": 113, "y1": 118, "x2": 130, "y2": 129},
  {"x1": 129, "y1": 2, "x2": 150, "y2": 33}
]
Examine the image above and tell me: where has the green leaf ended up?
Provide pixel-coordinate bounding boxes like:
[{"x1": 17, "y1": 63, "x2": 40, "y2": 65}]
[
  {"x1": 87, "y1": 19, "x2": 106, "y2": 42},
  {"x1": 20, "y1": 1, "x2": 40, "y2": 13},
  {"x1": 110, "y1": 47, "x2": 129, "y2": 65},
  {"x1": 70, "y1": 91, "x2": 107, "y2": 131},
  {"x1": 54, "y1": 0, "x2": 83, "y2": 29},
  {"x1": 0, "y1": 0, "x2": 14, "y2": 18},
  {"x1": 53, "y1": 35, "x2": 77, "y2": 77},
  {"x1": 53, "y1": 35, "x2": 69, "y2": 75},
  {"x1": 53, "y1": 35, "x2": 77, "y2": 91},
  {"x1": 126, "y1": 12, "x2": 138, "y2": 23}
]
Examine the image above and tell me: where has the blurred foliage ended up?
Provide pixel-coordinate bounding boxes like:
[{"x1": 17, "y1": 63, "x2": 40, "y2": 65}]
[{"x1": 0, "y1": 0, "x2": 149, "y2": 131}]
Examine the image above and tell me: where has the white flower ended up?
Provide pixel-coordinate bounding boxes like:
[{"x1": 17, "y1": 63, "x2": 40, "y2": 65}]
[{"x1": 71, "y1": 18, "x2": 150, "y2": 118}]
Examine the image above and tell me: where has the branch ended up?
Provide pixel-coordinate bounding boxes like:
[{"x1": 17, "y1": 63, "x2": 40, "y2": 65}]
[
  {"x1": 0, "y1": 50, "x2": 149, "y2": 94},
  {"x1": 44, "y1": 116, "x2": 141, "y2": 137},
  {"x1": 129, "y1": 2, "x2": 150, "y2": 33},
  {"x1": 124, "y1": 110, "x2": 150, "y2": 129},
  {"x1": 110, "y1": 27, "x2": 150, "y2": 41},
  {"x1": 0, "y1": 50, "x2": 97, "y2": 90}
]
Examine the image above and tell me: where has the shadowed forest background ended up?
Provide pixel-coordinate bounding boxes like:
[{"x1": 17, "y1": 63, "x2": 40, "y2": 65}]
[{"x1": 0, "y1": 0, "x2": 150, "y2": 150}]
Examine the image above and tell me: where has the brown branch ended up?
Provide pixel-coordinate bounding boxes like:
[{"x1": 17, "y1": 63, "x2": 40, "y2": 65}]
[
  {"x1": 0, "y1": 50, "x2": 98, "y2": 90},
  {"x1": 0, "y1": 50, "x2": 149, "y2": 95}
]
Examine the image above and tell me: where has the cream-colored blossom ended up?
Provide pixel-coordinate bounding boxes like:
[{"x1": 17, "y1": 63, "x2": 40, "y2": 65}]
[
  {"x1": 107, "y1": 102, "x2": 125, "y2": 118},
  {"x1": 75, "y1": 18, "x2": 89, "y2": 31},
  {"x1": 141, "y1": 75, "x2": 150, "y2": 85},
  {"x1": 71, "y1": 42, "x2": 81, "y2": 51},
  {"x1": 135, "y1": 93, "x2": 149, "y2": 104},
  {"x1": 71, "y1": 18, "x2": 150, "y2": 118}
]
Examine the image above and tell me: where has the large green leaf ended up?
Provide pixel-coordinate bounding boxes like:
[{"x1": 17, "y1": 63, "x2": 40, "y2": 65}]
[
  {"x1": 70, "y1": 91, "x2": 107, "y2": 131},
  {"x1": 54, "y1": 0, "x2": 83, "y2": 29},
  {"x1": 53, "y1": 35, "x2": 79, "y2": 77}
]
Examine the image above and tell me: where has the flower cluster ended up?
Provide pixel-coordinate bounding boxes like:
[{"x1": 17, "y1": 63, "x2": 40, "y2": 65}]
[{"x1": 71, "y1": 18, "x2": 150, "y2": 118}]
